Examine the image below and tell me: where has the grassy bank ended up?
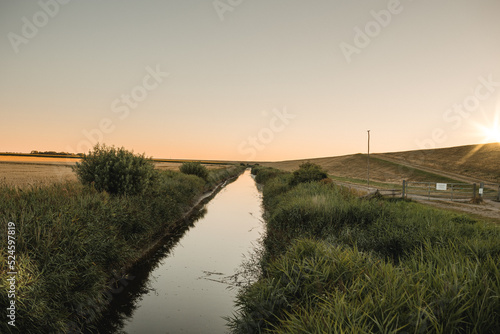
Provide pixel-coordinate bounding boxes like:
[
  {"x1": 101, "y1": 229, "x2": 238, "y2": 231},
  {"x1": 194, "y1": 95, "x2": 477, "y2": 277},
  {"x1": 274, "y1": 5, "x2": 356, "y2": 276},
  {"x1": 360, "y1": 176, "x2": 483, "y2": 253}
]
[
  {"x1": 366, "y1": 156, "x2": 462, "y2": 184},
  {"x1": 229, "y1": 166, "x2": 500, "y2": 333},
  {"x1": 0, "y1": 165, "x2": 243, "y2": 333}
]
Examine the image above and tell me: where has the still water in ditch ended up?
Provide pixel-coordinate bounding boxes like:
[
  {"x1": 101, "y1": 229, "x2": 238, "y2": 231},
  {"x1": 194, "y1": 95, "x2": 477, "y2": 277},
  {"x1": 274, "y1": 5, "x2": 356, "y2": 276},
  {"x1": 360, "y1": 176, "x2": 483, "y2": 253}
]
[{"x1": 96, "y1": 169, "x2": 264, "y2": 333}]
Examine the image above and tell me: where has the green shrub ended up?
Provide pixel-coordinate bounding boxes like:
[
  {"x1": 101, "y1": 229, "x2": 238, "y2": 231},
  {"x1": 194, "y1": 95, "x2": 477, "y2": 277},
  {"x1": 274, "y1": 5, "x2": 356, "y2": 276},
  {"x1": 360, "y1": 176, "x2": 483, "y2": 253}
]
[
  {"x1": 179, "y1": 161, "x2": 209, "y2": 181},
  {"x1": 206, "y1": 166, "x2": 244, "y2": 190},
  {"x1": 73, "y1": 144, "x2": 157, "y2": 195},
  {"x1": 290, "y1": 162, "x2": 328, "y2": 186},
  {"x1": 251, "y1": 166, "x2": 285, "y2": 184}
]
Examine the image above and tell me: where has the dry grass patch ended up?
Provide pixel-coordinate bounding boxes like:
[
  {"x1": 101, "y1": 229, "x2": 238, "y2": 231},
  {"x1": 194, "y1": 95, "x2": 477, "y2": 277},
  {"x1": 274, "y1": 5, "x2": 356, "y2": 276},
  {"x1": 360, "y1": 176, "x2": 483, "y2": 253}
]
[{"x1": 0, "y1": 163, "x2": 77, "y2": 187}]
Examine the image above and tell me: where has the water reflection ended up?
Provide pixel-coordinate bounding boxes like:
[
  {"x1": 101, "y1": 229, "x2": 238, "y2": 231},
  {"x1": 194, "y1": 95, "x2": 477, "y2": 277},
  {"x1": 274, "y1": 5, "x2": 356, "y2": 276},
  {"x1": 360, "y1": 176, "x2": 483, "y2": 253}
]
[
  {"x1": 92, "y1": 170, "x2": 263, "y2": 333},
  {"x1": 89, "y1": 207, "x2": 208, "y2": 333}
]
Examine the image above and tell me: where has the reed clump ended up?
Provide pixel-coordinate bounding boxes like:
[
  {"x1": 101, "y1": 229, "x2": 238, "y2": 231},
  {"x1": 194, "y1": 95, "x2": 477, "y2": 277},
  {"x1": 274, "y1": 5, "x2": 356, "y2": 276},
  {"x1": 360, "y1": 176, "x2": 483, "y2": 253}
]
[{"x1": 180, "y1": 161, "x2": 209, "y2": 181}]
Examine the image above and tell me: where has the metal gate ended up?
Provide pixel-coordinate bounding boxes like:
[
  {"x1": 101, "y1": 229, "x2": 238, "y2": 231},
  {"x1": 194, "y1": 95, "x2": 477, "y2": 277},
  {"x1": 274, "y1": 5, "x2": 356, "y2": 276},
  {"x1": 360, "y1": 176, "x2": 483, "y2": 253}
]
[
  {"x1": 402, "y1": 181, "x2": 500, "y2": 201},
  {"x1": 481, "y1": 183, "x2": 500, "y2": 201}
]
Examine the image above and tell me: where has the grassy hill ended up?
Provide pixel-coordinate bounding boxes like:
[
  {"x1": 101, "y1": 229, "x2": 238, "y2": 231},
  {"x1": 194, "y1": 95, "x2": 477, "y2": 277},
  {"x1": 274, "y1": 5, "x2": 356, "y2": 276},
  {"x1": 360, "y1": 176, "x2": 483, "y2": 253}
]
[
  {"x1": 260, "y1": 143, "x2": 500, "y2": 185},
  {"x1": 379, "y1": 143, "x2": 500, "y2": 183}
]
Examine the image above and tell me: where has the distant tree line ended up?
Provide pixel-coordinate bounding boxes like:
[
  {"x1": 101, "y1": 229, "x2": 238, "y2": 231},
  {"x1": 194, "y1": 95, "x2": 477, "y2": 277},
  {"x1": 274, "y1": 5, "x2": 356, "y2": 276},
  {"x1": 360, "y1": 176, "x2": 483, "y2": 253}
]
[{"x1": 30, "y1": 150, "x2": 84, "y2": 156}]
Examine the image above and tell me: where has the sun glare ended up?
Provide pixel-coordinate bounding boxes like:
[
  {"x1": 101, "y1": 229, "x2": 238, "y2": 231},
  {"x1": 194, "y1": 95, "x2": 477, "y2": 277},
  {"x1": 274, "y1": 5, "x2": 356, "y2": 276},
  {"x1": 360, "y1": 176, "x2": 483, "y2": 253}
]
[
  {"x1": 476, "y1": 110, "x2": 500, "y2": 143},
  {"x1": 482, "y1": 125, "x2": 500, "y2": 143}
]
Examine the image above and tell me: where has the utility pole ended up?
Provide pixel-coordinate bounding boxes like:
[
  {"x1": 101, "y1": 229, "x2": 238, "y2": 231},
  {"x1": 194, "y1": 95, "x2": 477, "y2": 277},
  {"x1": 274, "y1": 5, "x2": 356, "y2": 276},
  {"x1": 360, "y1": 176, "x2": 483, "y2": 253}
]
[{"x1": 367, "y1": 130, "x2": 370, "y2": 188}]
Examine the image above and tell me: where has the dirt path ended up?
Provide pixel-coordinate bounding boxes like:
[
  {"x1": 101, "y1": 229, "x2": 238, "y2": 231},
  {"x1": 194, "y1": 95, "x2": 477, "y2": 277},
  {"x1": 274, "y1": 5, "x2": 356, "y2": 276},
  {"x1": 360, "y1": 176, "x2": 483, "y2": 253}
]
[{"x1": 417, "y1": 198, "x2": 500, "y2": 222}]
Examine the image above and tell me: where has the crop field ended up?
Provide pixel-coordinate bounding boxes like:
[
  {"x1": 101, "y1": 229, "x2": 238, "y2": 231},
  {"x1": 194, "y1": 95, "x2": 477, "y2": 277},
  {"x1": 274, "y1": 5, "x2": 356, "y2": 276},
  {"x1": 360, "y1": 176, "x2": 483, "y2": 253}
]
[
  {"x1": 0, "y1": 162, "x2": 77, "y2": 187},
  {"x1": 0, "y1": 155, "x2": 235, "y2": 187}
]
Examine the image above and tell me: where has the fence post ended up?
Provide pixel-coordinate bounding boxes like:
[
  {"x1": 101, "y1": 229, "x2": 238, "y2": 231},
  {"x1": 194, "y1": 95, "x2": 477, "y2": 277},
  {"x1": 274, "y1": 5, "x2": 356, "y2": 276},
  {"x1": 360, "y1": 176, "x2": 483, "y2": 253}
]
[
  {"x1": 479, "y1": 182, "x2": 484, "y2": 198},
  {"x1": 402, "y1": 180, "x2": 406, "y2": 199},
  {"x1": 473, "y1": 183, "x2": 477, "y2": 200},
  {"x1": 451, "y1": 184, "x2": 454, "y2": 201}
]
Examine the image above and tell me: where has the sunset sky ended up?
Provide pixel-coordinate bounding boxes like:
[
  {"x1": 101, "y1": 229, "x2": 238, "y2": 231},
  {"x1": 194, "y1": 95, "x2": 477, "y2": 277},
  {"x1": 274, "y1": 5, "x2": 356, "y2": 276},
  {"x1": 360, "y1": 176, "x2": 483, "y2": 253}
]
[{"x1": 1, "y1": 0, "x2": 500, "y2": 161}]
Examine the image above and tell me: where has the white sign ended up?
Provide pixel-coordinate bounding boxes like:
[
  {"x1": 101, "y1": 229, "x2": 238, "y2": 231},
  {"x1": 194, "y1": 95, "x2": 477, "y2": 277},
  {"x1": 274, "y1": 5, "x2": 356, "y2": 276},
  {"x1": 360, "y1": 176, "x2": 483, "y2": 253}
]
[
  {"x1": 479, "y1": 188, "x2": 484, "y2": 195},
  {"x1": 436, "y1": 183, "x2": 447, "y2": 191}
]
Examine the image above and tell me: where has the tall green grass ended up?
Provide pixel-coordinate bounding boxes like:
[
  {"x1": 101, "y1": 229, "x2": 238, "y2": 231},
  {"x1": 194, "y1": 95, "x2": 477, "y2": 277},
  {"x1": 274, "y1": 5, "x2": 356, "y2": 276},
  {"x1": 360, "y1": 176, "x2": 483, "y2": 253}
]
[
  {"x1": 228, "y1": 166, "x2": 500, "y2": 333},
  {"x1": 0, "y1": 166, "x2": 243, "y2": 333}
]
